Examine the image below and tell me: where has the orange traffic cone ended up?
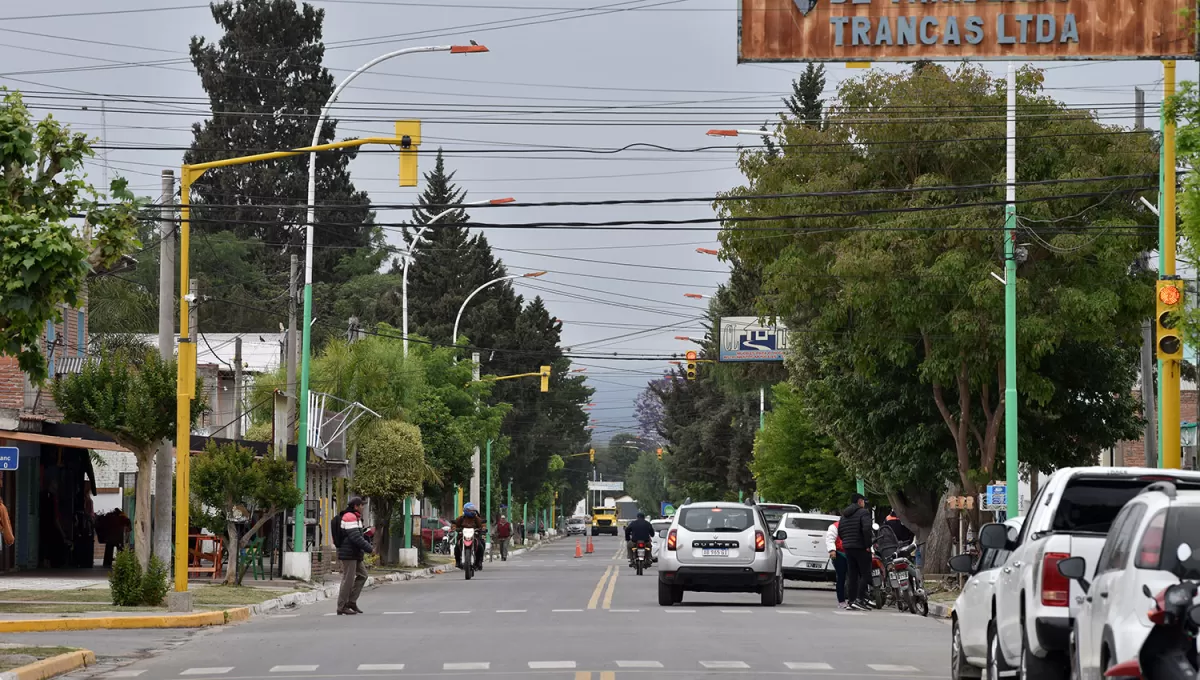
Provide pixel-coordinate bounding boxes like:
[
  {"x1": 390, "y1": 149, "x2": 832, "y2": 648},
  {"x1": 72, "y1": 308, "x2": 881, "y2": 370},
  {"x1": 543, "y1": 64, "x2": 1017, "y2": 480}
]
[
  {"x1": 585, "y1": 536, "x2": 594, "y2": 554},
  {"x1": 575, "y1": 539, "x2": 583, "y2": 558}
]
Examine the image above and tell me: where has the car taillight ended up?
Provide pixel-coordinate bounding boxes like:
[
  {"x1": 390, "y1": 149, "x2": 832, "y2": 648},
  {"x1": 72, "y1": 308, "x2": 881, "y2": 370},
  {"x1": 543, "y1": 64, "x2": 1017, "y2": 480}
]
[
  {"x1": 1041, "y1": 552, "x2": 1071, "y2": 607},
  {"x1": 1135, "y1": 510, "x2": 1167, "y2": 570},
  {"x1": 755, "y1": 530, "x2": 766, "y2": 552},
  {"x1": 667, "y1": 529, "x2": 677, "y2": 551}
]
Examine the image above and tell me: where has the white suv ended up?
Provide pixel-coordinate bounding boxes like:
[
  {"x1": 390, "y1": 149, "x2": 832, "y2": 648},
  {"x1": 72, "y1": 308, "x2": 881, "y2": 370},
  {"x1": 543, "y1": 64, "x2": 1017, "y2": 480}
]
[
  {"x1": 1056, "y1": 481, "x2": 1200, "y2": 680},
  {"x1": 657, "y1": 502, "x2": 784, "y2": 607},
  {"x1": 776, "y1": 512, "x2": 839, "y2": 582}
]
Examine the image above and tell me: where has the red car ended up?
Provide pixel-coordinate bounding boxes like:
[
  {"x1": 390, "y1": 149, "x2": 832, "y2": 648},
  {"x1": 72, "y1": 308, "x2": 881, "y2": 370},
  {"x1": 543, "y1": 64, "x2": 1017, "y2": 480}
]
[{"x1": 415, "y1": 518, "x2": 450, "y2": 550}]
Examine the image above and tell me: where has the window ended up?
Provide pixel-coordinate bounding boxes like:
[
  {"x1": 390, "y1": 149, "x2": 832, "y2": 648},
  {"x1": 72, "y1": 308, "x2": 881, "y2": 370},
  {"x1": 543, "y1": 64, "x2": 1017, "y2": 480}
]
[
  {"x1": 1051, "y1": 477, "x2": 1200, "y2": 534},
  {"x1": 678, "y1": 507, "x2": 755, "y2": 533},
  {"x1": 1099, "y1": 503, "x2": 1146, "y2": 573},
  {"x1": 1147, "y1": 506, "x2": 1200, "y2": 580},
  {"x1": 787, "y1": 517, "x2": 834, "y2": 531}
]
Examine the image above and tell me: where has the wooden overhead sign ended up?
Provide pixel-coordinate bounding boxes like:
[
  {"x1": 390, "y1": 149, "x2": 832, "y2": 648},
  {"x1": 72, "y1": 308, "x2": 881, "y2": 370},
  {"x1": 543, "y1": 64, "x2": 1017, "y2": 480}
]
[{"x1": 738, "y1": 0, "x2": 1196, "y2": 62}]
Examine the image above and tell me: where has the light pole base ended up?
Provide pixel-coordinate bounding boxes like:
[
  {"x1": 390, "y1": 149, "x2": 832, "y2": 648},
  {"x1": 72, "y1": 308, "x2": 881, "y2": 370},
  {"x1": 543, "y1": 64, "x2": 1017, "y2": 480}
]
[
  {"x1": 167, "y1": 591, "x2": 194, "y2": 612},
  {"x1": 283, "y1": 551, "x2": 313, "y2": 581},
  {"x1": 396, "y1": 548, "x2": 418, "y2": 568}
]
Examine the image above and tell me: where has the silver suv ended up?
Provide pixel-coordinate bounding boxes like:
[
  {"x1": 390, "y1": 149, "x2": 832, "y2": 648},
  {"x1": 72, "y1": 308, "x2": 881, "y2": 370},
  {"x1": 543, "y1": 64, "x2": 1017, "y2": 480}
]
[{"x1": 657, "y1": 501, "x2": 784, "y2": 607}]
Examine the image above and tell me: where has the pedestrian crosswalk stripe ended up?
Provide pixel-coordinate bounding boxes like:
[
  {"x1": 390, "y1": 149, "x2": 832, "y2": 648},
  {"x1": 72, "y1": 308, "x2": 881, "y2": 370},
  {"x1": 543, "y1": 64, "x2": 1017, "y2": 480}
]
[
  {"x1": 357, "y1": 665, "x2": 405, "y2": 671},
  {"x1": 103, "y1": 671, "x2": 146, "y2": 678},
  {"x1": 180, "y1": 669, "x2": 233, "y2": 676},
  {"x1": 439, "y1": 610, "x2": 470, "y2": 614},
  {"x1": 700, "y1": 661, "x2": 751, "y2": 669},
  {"x1": 868, "y1": 664, "x2": 920, "y2": 672},
  {"x1": 786, "y1": 662, "x2": 834, "y2": 670},
  {"x1": 443, "y1": 662, "x2": 489, "y2": 671},
  {"x1": 269, "y1": 666, "x2": 318, "y2": 672},
  {"x1": 552, "y1": 609, "x2": 583, "y2": 612},
  {"x1": 528, "y1": 661, "x2": 576, "y2": 669},
  {"x1": 382, "y1": 611, "x2": 413, "y2": 615},
  {"x1": 777, "y1": 610, "x2": 811, "y2": 614},
  {"x1": 615, "y1": 661, "x2": 663, "y2": 668}
]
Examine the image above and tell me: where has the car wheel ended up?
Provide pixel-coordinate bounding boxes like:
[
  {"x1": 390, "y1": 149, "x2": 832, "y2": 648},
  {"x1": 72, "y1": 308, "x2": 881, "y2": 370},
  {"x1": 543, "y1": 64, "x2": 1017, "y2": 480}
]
[
  {"x1": 988, "y1": 622, "x2": 1014, "y2": 680},
  {"x1": 952, "y1": 619, "x2": 980, "y2": 679},
  {"x1": 672, "y1": 586, "x2": 683, "y2": 604},
  {"x1": 777, "y1": 574, "x2": 785, "y2": 605},
  {"x1": 761, "y1": 577, "x2": 780, "y2": 607},
  {"x1": 658, "y1": 580, "x2": 674, "y2": 606},
  {"x1": 1021, "y1": 621, "x2": 1068, "y2": 680}
]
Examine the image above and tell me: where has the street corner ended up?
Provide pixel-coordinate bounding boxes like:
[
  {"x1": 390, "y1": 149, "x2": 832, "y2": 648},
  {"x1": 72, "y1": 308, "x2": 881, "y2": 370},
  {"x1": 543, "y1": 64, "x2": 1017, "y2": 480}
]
[
  {"x1": 0, "y1": 608, "x2": 250, "y2": 634},
  {"x1": 0, "y1": 650, "x2": 96, "y2": 680}
]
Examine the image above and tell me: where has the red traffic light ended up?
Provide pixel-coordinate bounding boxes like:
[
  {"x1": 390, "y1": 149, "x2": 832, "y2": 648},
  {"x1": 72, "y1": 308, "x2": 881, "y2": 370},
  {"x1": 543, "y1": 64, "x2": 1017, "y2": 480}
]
[{"x1": 685, "y1": 350, "x2": 697, "y2": 361}]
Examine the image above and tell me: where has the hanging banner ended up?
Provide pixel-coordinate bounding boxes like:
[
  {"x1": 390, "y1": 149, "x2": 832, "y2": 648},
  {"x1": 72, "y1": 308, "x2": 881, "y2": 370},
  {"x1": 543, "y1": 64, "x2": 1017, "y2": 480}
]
[
  {"x1": 719, "y1": 316, "x2": 790, "y2": 362},
  {"x1": 588, "y1": 481, "x2": 625, "y2": 491},
  {"x1": 738, "y1": 0, "x2": 1196, "y2": 62}
]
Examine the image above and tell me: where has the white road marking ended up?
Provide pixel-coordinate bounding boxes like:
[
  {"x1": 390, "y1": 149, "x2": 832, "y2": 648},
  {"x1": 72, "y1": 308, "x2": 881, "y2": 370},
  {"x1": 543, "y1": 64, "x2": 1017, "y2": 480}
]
[
  {"x1": 868, "y1": 665, "x2": 921, "y2": 672},
  {"x1": 357, "y1": 665, "x2": 405, "y2": 671},
  {"x1": 268, "y1": 614, "x2": 298, "y2": 618},
  {"x1": 786, "y1": 662, "x2": 834, "y2": 670},
  {"x1": 552, "y1": 608, "x2": 583, "y2": 612},
  {"x1": 720, "y1": 609, "x2": 751, "y2": 614},
  {"x1": 382, "y1": 611, "x2": 413, "y2": 615},
  {"x1": 609, "y1": 609, "x2": 640, "y2": 612},
  {"x1": 103, "y1": 671, "x2": 146, "y2": 678},
  {"x1": 528, "y1": 661, "x2": 576, "y2": 669},
  {"x1": 269, "y1": 666, "x2": 318, "y2": 673},
  {"x1": 700, "y1": 661, "x2": 751, "y2": 669},
  {"x1": 439, "y1": 610, "x2": 471, "y2": 614},
  {"x1": 833, "y1": 610, "x2": 867, "y2": 616},
  {"x1": 443, "y1": 662, "x2": 489, "y2": 671},
  {"x1": 496, "y1": 609, "x2": 527, "y2": 613},
  {"x1": 664, "y1": 609, "x2": 696, "y2": 613},
  {"x1": 322, "y1": 613, "x2": 337, "y2": 617},
  {"x1": 180, "y1": 669, "x2": 233, "y2": 676},
  {"x1": 615, "y1": 661, "x2": 663, "y2": 669}
]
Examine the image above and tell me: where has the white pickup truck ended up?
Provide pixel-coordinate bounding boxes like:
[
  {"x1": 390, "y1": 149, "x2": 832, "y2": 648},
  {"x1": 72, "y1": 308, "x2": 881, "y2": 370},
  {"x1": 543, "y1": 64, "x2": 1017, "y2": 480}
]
[{"x1": 979, "y1": 466, "x2": 1200, "y2": 680}]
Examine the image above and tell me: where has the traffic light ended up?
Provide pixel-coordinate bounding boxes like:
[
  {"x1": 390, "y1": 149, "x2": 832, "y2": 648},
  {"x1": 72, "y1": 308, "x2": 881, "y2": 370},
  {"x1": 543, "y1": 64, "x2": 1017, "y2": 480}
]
[
  {"x1": 656, "y1": 448, "x2": 663, "y2": 460},
  {"x1": 685, "y1": 350, "x2": 697, "y2": 381},
  {"x1": 395, "y1": 120, "x2": 421, "y2": 187},
  {"x1": 540, "y1": 365, "x2": 551, "y2": 392},
  {"x1": 1157, "y1": 280, "x2": 1185, "y2": 360},
  {"x1": 589, "y1": 448, "x2": 595, "y2": 464}
]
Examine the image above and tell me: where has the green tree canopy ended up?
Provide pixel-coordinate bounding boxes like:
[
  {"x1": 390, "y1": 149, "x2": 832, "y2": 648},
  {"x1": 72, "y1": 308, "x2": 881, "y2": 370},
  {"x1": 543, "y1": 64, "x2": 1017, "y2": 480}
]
[
  {"x1": 353, "y1": 419, "x2": 424, "y2": 562},
  {"x1": 626, "y1": 452, "x2": 669, "y2": 517}
]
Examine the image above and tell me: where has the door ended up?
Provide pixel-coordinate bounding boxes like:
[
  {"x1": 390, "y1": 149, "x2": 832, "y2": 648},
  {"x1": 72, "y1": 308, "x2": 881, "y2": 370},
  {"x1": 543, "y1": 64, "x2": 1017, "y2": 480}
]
[
  {"x1": 958, "y1": 548, "x2": 997, "y2": 659},
  {"x1": 1080, "y1": 503, "x2": 1143, "y2": 680}
]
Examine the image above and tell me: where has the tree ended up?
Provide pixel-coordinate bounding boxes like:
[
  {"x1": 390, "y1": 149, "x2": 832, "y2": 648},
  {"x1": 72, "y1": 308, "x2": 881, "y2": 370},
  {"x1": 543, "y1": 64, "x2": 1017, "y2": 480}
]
[
  {"x1": 597, "y1": 433, "x2": 645, "y2": 479},
  {"x1": 751, "y1": 383, "x2": 855, "y2": 513},
  {"x1": 720, "y1": 64, "x2": 1156, "y2": 528},
  {"x1": 184, "y1": 0, "x2": 380, "y2": 297},
  {"x1": 784, "y1": 64, "x2": 826, "y2": 128},
  {"x1": 190, "y1": 442, "x2": 303, "y2": 584},
  {"x1": 52, "y1": 347, "x2": 205, "y2": 570},
  {"x1": 626, "y1": 452, "x2": 668, "y2": 517},
  {"x1": 353, "y1": 420, "x2": 425, "y2": 563},
  {"x1": 633, "y1": 379, "x2": 668, "y2": 447},
  {"x1": 0, "y1": 89, "x2": 142, "y2": 381}
]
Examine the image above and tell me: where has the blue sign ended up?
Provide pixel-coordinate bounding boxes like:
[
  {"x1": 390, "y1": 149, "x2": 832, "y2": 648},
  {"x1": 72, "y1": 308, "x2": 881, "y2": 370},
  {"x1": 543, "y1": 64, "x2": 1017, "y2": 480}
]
[
  {"x1": 986, "y1": 484, "x2": 1007, "y2": 508},
  {"x1": 0, "y1": 447, "x2": 18, "y2": 471},
  {"x1": 718, "y1": 317, "x2": 790, "y2": 362}
]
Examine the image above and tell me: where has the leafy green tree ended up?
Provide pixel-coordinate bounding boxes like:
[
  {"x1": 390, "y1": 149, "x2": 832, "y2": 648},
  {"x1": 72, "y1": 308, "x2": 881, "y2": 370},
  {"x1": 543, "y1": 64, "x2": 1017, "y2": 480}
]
[
  {"x1": 751, "y1": 383, "x2": 855, "y2": 513},
  {"x1": 52, "y1": 348, "x2": 205, "y2": 570},
  {"x1": 626, "y1": 452, "x2": 669, "y2": 517},
  {"x1": 597, "y1": 433, "x2": 645, "y2": 479},
  {"x1": 190, "y1": 441, "x2": 303, "y2": 584},
  {"x1": 784, "y1": 64, "x2": 826, "y2": 128},
  {"x1": 0, "y1": 89, "x2": 142, "y2": 380},
  {"x1": 353, "y1": 420, "x2": 425, "y2": 562}
]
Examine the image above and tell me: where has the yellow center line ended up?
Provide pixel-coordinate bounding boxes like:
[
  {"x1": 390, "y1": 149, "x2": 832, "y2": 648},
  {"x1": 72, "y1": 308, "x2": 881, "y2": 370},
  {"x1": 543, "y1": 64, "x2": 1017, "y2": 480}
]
[
  {"x1": 587, "y1": 566, "x2": 612, "y2": 610},
  {"x1": 602, "y1": 564, "x2": 619, "y2": 609},
  {"x1": 601, "y1": 672, "x2": 615, "y2": 680},
  {"x1": 574, "y1": 673, "x2": 591, "y2": 680}
]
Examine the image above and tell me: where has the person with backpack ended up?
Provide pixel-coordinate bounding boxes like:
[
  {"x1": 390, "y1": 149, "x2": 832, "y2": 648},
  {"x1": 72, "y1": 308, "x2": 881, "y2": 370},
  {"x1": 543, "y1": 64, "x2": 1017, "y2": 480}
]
[
  {"x1": 332, "y1": 497, "x2": 373, "y2": 615},
  {"x1": 825, "y1": 519, "x2": 849, "y2": 609}
]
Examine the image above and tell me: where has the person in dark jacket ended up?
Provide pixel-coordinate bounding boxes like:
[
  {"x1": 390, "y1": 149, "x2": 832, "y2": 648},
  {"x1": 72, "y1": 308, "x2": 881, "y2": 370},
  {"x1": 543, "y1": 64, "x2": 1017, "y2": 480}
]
[
  {"x1": 885, "y1": 512, "x2": 915, "y2": 544},
  {"x1": 335, "y1": 497, "x2": 373, "y2": 615},
  {"x1": 838, "y1": 493, "x2": 875, "y2": 611}
]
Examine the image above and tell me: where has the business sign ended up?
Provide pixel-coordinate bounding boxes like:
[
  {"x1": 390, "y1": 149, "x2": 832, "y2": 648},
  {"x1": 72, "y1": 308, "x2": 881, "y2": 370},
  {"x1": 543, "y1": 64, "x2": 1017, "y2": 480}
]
[
  {"x1": 719, "y1": 317, "x2": 790, "y2": 362},
  {"x1": 588, "y1": 481, "x2": 625, "y2": 491},
  {"x1": 661, "y1": 502, "x2": 676, "y2": 517},
  {"x1": 981, "y1": 484, "x2": 1007, "y2": 512},
  {"x1": 0, "y1": 447, "x2": 16, "y2": 471},
  {"x1": 738, "y1": 0, "x2": 1195, "y2": 62}
]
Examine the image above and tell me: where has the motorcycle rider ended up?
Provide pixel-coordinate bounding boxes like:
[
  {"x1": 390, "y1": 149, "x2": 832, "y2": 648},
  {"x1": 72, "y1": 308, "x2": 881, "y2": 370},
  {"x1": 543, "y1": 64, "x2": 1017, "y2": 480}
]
[
  {"x1": 885, "y1": 511, "x2": 915, "y2": 544},
  {"x1": 451, "y1": 503, "x2": 487, "y2": 570},
  {"x1": 624, "y1": 512, "x2": 656, "y2": 567}
]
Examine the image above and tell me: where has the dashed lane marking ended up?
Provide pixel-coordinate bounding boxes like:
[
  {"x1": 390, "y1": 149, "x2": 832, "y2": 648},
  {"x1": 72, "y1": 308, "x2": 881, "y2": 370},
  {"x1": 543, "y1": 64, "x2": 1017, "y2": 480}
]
[
  {"x1": 102, "y1": 672, "x2": 146, "y2": 678},
  {"x1": 268, "y1": 666, "x2": 317, "y2": 673},
  {"x1": 356, "y1": 665, "x2": 405, "y2": 671},
  {"x1": 609, "y1": 609, "x2": 639, "y2": 612},
  {"x1": 382, "y1": 611, "x2": 413, "y2": 615},
  {"x1": 664, "y1": 609, "x2": 695, "y2": 613},
  {"x1": 497, "y1": 609, "x2": 527, "y2": 613},
  {"x1": 180, "y1": 669, "x2": 233, "y2": 676},
  {"x1": 868, "y1": 664, "x2": 921, "y2": 672},
  {"x1": 553, "y1": 608, "x2": 584, "y2": 612},
  {"x1": 443, "y1": 662, "x2": 489, "y2": 671},
  {"x1": 615, "y1": 661, "x2": 664, "y2": 668},
  {"x1": 720, "y1": 609, "x2": 752, "y2": 614},
  {"x1": 786, "y1": 662, "x2": 835, "y2": 670},
  {"x1": 528, "y1": 661, "x2": 576, "y2": 669},
  {"x1": 700, "y1": 661, "x2": 751, "y2": 669},
  {"x1": 777, "y1": 610, "x2": 811, "y2": 614},
  {"x1": 439, "y1": 610, "x2": 470, "y2": 614}
]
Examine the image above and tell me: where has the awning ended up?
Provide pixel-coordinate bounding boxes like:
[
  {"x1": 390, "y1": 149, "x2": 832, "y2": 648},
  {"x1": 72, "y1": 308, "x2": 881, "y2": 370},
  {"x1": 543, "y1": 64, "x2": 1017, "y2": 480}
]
[{"x1": 0, "y1": 429, "x2": 128, "y2": 452}]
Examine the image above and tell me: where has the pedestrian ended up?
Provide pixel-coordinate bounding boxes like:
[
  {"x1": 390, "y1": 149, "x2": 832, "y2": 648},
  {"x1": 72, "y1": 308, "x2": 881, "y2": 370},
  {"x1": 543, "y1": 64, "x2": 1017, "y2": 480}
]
[
  {"x1": 885, "y1": 511, "x2": 915, "y2": 545},
  {"x1": 495, "y1": 514, "x2": 512, "y2": 560},
  {"x1": 838, "y1": 492, "x2": 875, "y2": 611},
  {"x1": 333, "y1": 497, "x2": 373, "y2": 616},
  {"x1": 0, "y1": 496, "x2": 14, "y2": 551},
  {"x1": 824, "y1": 519, "x2": 848, "y2": 609}
]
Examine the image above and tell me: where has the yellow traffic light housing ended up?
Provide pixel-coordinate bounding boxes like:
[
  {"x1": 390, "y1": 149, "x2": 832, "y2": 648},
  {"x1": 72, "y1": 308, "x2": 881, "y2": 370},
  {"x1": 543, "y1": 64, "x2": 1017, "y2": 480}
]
[
  {"x1": 589, "y1": 448, "x2": 595, "y2": 464},
  {"x1": 395, "y1": 120, "x2": 421, "y2": 187},
  {"x1": 1157, "y1": 280, "x2": 1185, "y2": 360},
  {"x1": 685, "y1": 350, "x2": 697, "y2": 381},
  {"x1": 656, "y1": 448, "x2": 663, "y2": 460},
  {"x1": 540, "y1": 365, "x2": 551, "y2": 392}
]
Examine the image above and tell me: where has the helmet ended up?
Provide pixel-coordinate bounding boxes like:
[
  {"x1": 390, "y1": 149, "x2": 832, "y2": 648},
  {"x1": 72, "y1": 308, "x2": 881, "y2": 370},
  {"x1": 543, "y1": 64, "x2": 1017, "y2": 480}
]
[{"x1": 464, "y1": 503, "x2": 477, "y2": 515}]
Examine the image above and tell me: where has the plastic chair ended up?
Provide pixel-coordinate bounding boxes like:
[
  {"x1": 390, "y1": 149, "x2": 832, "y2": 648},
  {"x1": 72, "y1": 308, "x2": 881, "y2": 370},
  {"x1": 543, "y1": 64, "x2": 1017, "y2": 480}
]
[{"x1": 239, "y1": 536, "x2": 265, "y2": 581}]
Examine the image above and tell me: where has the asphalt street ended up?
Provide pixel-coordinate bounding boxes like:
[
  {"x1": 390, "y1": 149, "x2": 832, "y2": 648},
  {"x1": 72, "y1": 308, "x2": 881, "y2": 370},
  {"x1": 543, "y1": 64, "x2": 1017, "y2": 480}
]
[{"x1": 43, "y1": 536, "x2": 948, "y2": 680}]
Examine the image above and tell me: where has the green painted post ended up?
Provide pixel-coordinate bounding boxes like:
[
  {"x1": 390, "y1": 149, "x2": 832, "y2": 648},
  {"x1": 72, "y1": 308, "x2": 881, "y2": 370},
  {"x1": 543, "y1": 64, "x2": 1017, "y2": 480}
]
[
  {"x1": 523, "y1": 502, "x2": 527, "y2": 545},
  {"x1": 856, "y1": 479, "x2": 865, "y2": 495},
  {"x1": 485, "y1": 440, "x2": 492, "y2": 531},
  {"x1": 403, "y1": 497, "x2": 411, "y2": 550},
  {"x1": 1003, "y1": 64, "x2": 1020, "y2": 517}
]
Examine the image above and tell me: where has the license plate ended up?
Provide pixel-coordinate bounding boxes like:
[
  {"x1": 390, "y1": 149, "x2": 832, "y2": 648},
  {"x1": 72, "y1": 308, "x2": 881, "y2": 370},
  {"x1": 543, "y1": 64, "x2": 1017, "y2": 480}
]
[
  {"x1": 702, "y1": 548, "x2": 729, "y2": 557},
  {"x1": 805, "y1": 561, "x2": 824, "y2": 569},
  {"x1": 898, "y1": 573, "x2": 910, "y2": 586},
  {"x1": 873, "y1": 569, "x2": 882, "y2": 578}
]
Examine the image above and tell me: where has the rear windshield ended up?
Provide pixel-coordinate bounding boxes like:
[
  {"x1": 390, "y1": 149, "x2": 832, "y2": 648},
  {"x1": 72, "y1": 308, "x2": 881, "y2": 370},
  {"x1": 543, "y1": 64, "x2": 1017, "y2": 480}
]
[
  {"x1": 787, "y1": 517, "x2": 834, "y2": 531},
  {"x1": 678, "y1": 507, "x2": 755, "y2": 533},
  {"x1": 1159, "y1": 506, "x2": 1200, "y2": 580},
  {"x1": 760, "y1": 506, "x2": 800, "y2": 527},
  {"x1": 1052, "y1": 477, "x2": 1200, "y2": 534}
]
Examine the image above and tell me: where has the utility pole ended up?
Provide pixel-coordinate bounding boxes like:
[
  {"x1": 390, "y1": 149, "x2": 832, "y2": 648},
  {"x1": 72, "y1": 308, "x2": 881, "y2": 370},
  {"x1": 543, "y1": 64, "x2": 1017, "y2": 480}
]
[
  {"x1": 1003, "y1": 62, "x2": 1020, "y2": 516},
  {"x1": 286, "y1": 254, "x2": 298, "y2": 447},
  {"x1": 153, "y1": 170, "x2": 176, "y2": 566},
  {"x1": 470, "y1": 351, "x2": 481, "y2": 508},
  {"x1": 1162, "y1": 60, "x2": 1182, "y2": 470},
  {"x1": 232, "y1": 336, "x2": 243, "y2": 440},
  {"x1": 1135, "y1": 88, "x2": 1159, "y2": 469}
]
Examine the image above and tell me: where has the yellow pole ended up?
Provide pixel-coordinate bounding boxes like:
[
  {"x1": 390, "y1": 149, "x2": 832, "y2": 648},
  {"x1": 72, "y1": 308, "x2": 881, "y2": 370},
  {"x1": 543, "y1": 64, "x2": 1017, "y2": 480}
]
[{"x1": 1163, "y1": 60, "x2": 1182, "y2": 469}]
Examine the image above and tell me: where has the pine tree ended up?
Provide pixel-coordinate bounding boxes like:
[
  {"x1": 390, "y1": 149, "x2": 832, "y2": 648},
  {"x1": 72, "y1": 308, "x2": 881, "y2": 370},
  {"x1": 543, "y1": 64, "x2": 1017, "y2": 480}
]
[
  {"x1": 784, "y1": 63, "x2": 826, "y2": 129},
  {"x1": 184, "y1": 0, "x2": 379, "y2": 288}
]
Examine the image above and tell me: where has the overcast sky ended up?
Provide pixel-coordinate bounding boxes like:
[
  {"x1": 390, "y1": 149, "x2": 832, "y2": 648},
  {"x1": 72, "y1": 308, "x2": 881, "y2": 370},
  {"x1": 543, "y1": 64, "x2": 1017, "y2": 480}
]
[{"x1": 1, "y1": 0, "x2": 1191, "y2": 439}]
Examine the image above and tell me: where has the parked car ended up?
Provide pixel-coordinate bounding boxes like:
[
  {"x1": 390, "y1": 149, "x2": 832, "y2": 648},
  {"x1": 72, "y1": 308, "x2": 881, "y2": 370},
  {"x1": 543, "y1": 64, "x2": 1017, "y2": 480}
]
[
  {"x1": 979, "y1": 466, "x2": 1200, "y2": 680},
  {"x1": 775, "y1": 512, "x2": 839, "y2": 582},
  {"x1": 566, "y1": 516, "x2": 589, "y2": 536},
  {"x1": 416, "y1": 517, "x2": 450, "y2": 551},
  {"x1": 757, "y1": 503, "x2": 803, "y2": 532},
  {"x1": 657, "y1": 502, "x2": 784, "y2": 607},
  {"x1": 949, "y1": 517, "x2": 1024, "y2": 680},
  {"x1": 649, "y1": 519, "x2": 672, "y2": 562},
  {"x1": 1056, "y1": 480, "x2": 1200, "y2": 680}
]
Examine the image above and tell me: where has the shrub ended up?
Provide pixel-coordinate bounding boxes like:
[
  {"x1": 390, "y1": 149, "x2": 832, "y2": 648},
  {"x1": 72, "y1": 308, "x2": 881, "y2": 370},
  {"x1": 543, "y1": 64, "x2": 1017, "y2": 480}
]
[
  {"x1": 141, "y1": 555, "x2": 169, "y2": 606},
  {"x1": 109, "y1": 548, "x2": 142, "y2": 606}
]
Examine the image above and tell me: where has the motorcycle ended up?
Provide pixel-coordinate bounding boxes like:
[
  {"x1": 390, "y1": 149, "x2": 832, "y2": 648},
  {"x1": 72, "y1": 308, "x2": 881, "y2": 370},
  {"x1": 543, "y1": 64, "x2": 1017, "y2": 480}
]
[
  {"x1": 632, "y1": 541, "x2": 650, "y2": 576},
  {"x1": 461, "y1": 528, "x2": 480, "y2": 580},
  {"x1": 435, "y1": 531, "x2": 452, "y2": 555},
  {"x1": 887, "y1": 543, "x2": 929, "y2": 617},
  {"x1": 1104, "y1": 582, "x2": 1200, "y2": 680}
]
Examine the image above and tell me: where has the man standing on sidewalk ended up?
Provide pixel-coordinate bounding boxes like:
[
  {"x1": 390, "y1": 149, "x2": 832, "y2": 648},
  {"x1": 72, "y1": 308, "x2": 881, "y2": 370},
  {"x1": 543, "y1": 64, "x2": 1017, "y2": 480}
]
[
  {"x1": 495, "y1": 514, "x2": 512, "y2": 561},
  {"x1": 334, "y1": 497, "x2": 373, "y2": 616},
  {"x1": 838, "y1": 493, "x2": 875, "y2": 611}
]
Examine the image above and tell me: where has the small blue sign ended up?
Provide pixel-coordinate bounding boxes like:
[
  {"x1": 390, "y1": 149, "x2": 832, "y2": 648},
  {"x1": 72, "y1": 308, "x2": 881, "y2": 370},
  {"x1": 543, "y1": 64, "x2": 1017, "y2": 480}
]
[
  {"x1": 0, "y1": 447, "x2": 18, "y2": 471},
  {"x1": 986, "y1": 484, "x2": 1007, "y2": 507}
]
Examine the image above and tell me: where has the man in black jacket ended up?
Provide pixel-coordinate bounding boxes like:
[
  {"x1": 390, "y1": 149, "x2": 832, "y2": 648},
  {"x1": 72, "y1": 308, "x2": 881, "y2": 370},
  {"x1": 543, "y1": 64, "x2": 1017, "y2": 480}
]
[
  {"x1": 838, "y1": 493, "x2": 875, "y2": 611},
  {"x1": 334, "y1": 497, "x2": 374, "y2": 615}
]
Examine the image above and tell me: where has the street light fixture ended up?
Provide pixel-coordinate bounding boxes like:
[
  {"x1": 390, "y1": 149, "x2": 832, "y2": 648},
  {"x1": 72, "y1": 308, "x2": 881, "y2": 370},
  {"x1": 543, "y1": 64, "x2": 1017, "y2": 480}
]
[
  {"x1": 402, "y1": 197, "x2": 514, "y2": 357},
  {"x1": 684, "y1": 293, "x2": 706, "y2": 300},
  {"x1": 706, "y1": 129, "x2": 780, "y2": 139},
  {"x1": 452, "y1": 271, "x2": 547, "y2": 349},
  {"x1": 696, "y1": 248, "x2": 719, "y2": 256}
]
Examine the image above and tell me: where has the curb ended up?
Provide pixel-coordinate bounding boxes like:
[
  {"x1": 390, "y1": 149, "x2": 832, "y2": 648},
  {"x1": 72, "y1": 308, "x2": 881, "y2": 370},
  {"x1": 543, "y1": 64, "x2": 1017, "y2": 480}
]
[
  {"x1": 929, "y1": 601, "x2": 952, "y2": 619},
  {"x1": 0, "y1": 608, "x2": 250, "y2": 634},
  {"x1": 0, "y1": 650, "x2": 96, "y2": 680}
]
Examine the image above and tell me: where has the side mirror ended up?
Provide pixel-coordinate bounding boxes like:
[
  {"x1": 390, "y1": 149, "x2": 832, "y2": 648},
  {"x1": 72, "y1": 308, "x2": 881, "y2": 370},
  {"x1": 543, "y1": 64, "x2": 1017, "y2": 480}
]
[
  {"x1": 774, "y1": 530, "x2": 788, "y2": 541},
  {"x1": 1056, "y1": 556, "x2": 1090, "y2": 593},
  {"x1": 948, "y1": 554, "x2": 974, "y2": 574},
  {"x1": 978, "y1": 523, "x2": 1010, "y2": 551}
]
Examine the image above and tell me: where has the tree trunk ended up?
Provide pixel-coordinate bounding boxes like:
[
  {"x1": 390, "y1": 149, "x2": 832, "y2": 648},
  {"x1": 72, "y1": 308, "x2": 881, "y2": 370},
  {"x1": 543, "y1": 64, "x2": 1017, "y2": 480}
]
[
  {"x1": 152, "y1": 440, "x2": 173, "y2": 566},
  {"x1": 372, "y1": 498, "x2": 392, "y2": 565},
  {"x1": 225, "y1": 518, "x2": 240, "y2": 585},
  {"x1": 134, "y1": 451, "x2": 154, "y2": 572},
  {"x1": 923, "y1": 495, "x2": 955, "y2": 576}
]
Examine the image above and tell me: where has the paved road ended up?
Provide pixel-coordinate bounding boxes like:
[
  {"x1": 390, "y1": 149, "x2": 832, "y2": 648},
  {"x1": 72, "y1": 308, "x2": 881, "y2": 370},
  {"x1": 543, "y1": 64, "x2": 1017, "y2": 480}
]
[{"x1": 52, "y1": 535, "x2": 947, "y2": 680}]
